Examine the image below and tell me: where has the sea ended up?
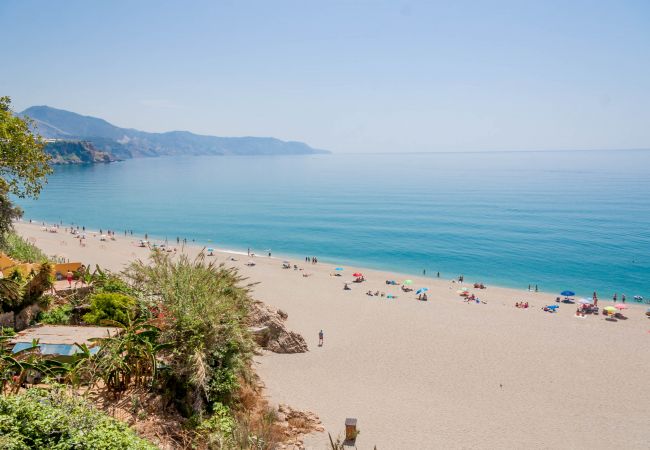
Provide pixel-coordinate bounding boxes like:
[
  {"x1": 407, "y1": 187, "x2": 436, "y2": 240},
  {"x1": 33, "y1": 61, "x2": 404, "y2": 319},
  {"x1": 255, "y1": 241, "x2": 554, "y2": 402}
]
[{"x1": 14, "y1": 150, "x2": 650, "y2": 301}]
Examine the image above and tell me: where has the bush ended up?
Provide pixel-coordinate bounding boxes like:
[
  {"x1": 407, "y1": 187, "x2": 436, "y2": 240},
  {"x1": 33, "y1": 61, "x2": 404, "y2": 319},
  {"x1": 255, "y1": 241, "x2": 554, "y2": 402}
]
[
  {"x1": 0, "y1": 387, "x2": 156, "y2": 449},
  {"x1": 83, "y1": 292, "x2": 137, "y2": 325},
  {"x1": 0, "y1": 232, "x2": 48, "y2": 263},
  {"x1": 1, "y1": 326, "x2": 16, "y2": 336},
  {"x1": 37, "y1": 304, "x2": 73, "y2": 325},
  {"x1": 124, "y1": 253, "x2": 254, "y2": 416}
]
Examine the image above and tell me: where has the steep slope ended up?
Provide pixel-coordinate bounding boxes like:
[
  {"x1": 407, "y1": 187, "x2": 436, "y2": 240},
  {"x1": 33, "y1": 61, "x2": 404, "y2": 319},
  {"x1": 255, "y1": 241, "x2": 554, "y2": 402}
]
[{"x1": 44, "y1": 140, "x2": 118, "y2": 164}]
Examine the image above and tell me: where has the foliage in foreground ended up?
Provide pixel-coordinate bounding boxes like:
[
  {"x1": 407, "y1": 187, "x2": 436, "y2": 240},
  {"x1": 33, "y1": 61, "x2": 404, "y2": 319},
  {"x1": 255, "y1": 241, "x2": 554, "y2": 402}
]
[
  {"x1": 124, "y1": 252, "x2": 255, "y2": 417},
  {"x1": 0, "y1": 232, "x2": 48, "y2": 263},
  {"x1": 0, "y1": 386, "x2": 156, "y2": 449}
]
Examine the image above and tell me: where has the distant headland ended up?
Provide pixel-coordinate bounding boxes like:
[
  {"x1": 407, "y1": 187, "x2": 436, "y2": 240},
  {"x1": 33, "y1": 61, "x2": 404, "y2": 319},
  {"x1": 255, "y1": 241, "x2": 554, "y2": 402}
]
[{"x1": 20, "y1": 105, "x2": 329, "y2": 164}]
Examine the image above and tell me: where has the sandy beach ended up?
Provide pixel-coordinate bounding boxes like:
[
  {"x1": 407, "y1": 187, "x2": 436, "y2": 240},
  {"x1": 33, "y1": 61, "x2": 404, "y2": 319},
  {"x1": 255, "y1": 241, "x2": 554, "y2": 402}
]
[{"x1": 15, "y1": 222, "x2": 650, "y2": 449}]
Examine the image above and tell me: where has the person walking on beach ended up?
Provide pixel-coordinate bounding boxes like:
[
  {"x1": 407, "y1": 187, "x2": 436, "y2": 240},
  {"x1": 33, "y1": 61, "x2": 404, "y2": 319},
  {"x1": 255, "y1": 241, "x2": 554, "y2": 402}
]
[
  {"x1": 66, "y1": 270, "x2": 73, "y2": 288},
  {"x1": 318, "y1": 330, "x2": 324, "y2": 347},
  {"x1": 622, "y1": 294, "x2": 626, "y2": 303}
]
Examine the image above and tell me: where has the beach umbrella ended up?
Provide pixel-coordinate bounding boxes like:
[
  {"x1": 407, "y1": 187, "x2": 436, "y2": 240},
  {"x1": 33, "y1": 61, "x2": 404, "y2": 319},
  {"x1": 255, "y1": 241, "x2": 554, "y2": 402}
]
[
  {"x1": 403, "y1": 280, "x2": 413, "y2": 285},
  {"x1": 579, "y1": 298, "x2": 593, "y2": 305},
  {"x1": 460, "y1": 287, "x2": 469, "y2": 292},
  {"x1": 207, "y1": 248, "x2": 214, "y2": 252},
  {"x1": 560, "y1": 290, "x2": 575, "y2": 297},
  {"x1": 416, "y1": 288, "x2": 429, "y2": 295},
  {"x1": 547, "y1": 305, "x2": 559, "y2": 310},
  {"x1": 614, "y1": 304, "x2": 628, "y2": 310},
  {"x1": 335, "y1": 267, "x2": 344, "y2": 271},
  {"x1": 603, "y1": 306, "x2": 616, "y2": 312},
  {"x1": 353, "y1": 272, "x2": 363, "y2": 277}
]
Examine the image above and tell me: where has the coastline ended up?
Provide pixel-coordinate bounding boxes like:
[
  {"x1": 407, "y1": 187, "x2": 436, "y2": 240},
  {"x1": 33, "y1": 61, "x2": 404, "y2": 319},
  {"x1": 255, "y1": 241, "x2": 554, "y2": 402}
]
[
  {"x1": 19, "y1": 217, "x2": 648, "y2": 308},
  {"x1": 16, "y1": 218, "x2": 650, "y2": 308},
  {"x1": 13, "y1": 220, "x2": 650, "y2": 449}
]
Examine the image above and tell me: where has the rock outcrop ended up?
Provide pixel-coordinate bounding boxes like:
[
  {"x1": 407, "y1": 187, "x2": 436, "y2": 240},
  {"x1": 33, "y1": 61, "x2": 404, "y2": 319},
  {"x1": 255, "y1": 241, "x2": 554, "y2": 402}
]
[
  {"x1": 275, "y1": 403, "x2": 324, "y2": 450},
  {"x1": 249, "y1": 302, "x2": 308, "y2": 353}
]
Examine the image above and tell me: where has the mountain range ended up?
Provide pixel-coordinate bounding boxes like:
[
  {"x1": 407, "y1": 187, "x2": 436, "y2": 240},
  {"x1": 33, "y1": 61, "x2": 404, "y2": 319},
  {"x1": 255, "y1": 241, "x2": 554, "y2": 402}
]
[{"x1": 20, "y1": 106, "x2": 328, "y2": 163}]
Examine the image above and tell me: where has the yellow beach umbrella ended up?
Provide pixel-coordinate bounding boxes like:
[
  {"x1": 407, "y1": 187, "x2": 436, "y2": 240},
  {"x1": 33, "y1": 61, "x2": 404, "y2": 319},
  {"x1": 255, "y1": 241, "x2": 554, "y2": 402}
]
[{"x1": 603, "y1": 306, "x2": 616, "y2": 315}]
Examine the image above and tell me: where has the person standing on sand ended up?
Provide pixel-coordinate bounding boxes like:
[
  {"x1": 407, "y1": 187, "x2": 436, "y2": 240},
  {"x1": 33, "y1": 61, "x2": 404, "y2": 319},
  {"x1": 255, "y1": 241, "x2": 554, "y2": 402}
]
[
  {"x1": 318, "y1": 330, "x2": 324, "y2": 347},
  {"x1": 66, "y1": 270, "x2": 73, "y2": 288}
]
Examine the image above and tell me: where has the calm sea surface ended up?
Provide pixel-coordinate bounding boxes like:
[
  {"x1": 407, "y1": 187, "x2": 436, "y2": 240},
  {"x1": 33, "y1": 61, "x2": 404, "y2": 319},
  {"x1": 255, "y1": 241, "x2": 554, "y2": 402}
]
[{"x1": 15, "y1": 150, "x2": 650, "y2": 300}]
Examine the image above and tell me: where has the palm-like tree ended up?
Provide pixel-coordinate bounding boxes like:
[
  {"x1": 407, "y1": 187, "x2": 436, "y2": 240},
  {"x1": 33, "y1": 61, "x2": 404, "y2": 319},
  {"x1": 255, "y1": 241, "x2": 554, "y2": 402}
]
[
  {"x1": 91, "y1": 315, "x2": 170, "y2": 393},
  {"x1": 0, "y1": 262, "x2": 54, "y2": 330}
]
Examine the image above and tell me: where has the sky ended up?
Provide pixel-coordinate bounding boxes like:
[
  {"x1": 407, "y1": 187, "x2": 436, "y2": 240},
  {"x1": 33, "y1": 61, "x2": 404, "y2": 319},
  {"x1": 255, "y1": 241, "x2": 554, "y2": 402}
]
[{"x1": 1, "y1": 0, "x2": 649, "y2": 153}]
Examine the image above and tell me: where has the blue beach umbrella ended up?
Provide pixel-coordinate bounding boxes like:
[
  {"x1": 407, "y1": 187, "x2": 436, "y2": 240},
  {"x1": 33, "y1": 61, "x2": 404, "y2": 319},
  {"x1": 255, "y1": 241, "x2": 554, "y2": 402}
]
[
  {"x1": 207, "y1": 248, "x2": 214, "y2": 252},
  {"x1": 547, "y1": 304, "x2": 559, "y2": 310},
  {"x1": 416, "y1": 288, "x2": 429, "y2": 295},
  {"x1": 335, "y1": 267, "x2": 344, "y2": 271},
  {"x1": 560, "y1": 290, "x2": 575, "y2": 297}
]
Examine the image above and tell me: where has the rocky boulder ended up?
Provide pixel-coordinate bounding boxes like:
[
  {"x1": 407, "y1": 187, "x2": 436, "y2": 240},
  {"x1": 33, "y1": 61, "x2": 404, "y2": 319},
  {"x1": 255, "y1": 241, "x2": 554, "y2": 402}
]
[{"x1": 249, "y1": 302, "x2": 308, "y2": 353}]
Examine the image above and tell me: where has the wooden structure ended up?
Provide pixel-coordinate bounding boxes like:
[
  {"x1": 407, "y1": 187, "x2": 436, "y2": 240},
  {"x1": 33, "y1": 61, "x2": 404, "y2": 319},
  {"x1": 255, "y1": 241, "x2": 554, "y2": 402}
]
[{"x1": 345, "y1": 418, "x2": 358, "y2": 441}]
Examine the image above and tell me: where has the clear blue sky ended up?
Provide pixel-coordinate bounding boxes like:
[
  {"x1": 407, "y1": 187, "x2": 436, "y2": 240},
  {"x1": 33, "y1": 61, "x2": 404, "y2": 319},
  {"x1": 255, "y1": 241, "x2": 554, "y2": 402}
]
[{"x1": 1, "y1": 0, "x2": 649, "y2": 153}]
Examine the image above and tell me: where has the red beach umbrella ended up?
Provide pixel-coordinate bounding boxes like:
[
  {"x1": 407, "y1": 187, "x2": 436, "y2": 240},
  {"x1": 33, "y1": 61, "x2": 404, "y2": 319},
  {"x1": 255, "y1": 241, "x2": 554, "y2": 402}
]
[{"x1": 353, "y1": 272, "x2": 363, "y2": 277}]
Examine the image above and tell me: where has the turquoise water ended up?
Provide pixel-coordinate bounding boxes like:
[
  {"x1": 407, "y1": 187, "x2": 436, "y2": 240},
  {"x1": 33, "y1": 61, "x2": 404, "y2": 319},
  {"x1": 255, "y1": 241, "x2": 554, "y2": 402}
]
[{"x1": 15, "y1": 150, "x2": 650, "y2": 300}]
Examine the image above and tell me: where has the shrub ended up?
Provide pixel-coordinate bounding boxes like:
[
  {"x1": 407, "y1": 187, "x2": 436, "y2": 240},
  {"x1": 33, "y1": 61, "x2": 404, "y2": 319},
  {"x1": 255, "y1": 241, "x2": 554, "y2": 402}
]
[
  {"x1": 124, "y1": 252, "x2": 254, "y2": 417},
  {"x1": 83, "y1": 292, "x2": 137, "y2": 325},
  {"x1": 37, "y1": 304, "x2": 73, "y2": 325},
  {"x1": 0, "y1": 386, "x2": 156, "y2": 449},
  {"x1": 0, "y1": 232, "x2": 48, "y2": 263}
]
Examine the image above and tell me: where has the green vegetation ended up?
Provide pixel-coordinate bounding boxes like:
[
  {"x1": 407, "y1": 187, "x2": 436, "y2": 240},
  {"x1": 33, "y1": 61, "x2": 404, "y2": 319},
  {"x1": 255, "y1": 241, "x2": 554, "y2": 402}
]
[
  {"x1": 0, "y1": 387, "x2": 156, "y2": 449},
  {"x1": 91, "y1": 316, "x2": 168, "y2": 392},
  {"x1": 0, "y1": 243, "x2": 284, "y2": 448},
  {"x1": 0, "y1": 232, "x2": 48, "y2": 263},
  {"x1": 83, "y1": 292, "x2": 137, "y2": 326},
  {"x1": 37, "y1": 303, "x2": 73, "y2": 325},
  {"x1": 124, "y1": 252, "x2": 255, "y2": 418},
  {"x1": 0, "y1": 96, "x2": 51, "y2": 244},
  {"x1": 0, "y1": 262, "x2": 54, "y2": 329}
]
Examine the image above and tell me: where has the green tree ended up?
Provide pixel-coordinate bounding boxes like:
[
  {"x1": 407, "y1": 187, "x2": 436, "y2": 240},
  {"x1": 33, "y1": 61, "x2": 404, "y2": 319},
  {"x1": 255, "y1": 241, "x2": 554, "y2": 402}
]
[{"x1": 0, "y1": 96, "x2": 51, "y2": 241}]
